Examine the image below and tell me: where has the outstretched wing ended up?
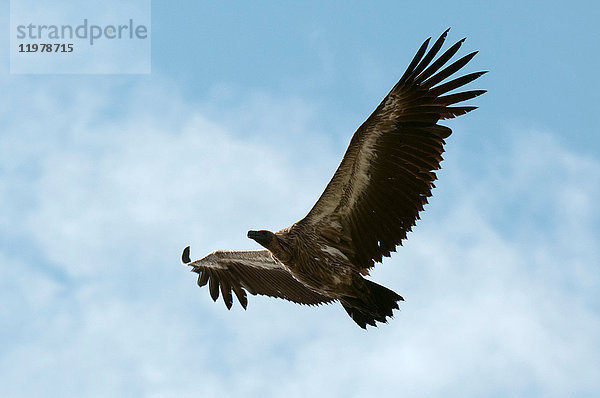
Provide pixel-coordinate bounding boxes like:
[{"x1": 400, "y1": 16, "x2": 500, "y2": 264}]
[
  {"x1": 182, "y1": 246, "x2": 333, "y2": 309},
  {"x1": 297, "y1": 29, "x2": 486, "y2": 270}
]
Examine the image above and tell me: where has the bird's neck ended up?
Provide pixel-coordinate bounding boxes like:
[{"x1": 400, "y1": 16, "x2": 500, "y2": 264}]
[{"x1": 267, "y1": 233, "x2": 293, "y2": 264}]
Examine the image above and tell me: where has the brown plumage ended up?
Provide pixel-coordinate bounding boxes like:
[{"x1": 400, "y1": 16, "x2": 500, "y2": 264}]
[{"x1": 182, "y1": 29, "x2": 486, "y2": 328}]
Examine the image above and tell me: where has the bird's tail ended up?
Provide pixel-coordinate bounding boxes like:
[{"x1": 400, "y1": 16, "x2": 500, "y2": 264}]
[{"x1": 341, "y1": 280, "x2": 404, "y2": 329}]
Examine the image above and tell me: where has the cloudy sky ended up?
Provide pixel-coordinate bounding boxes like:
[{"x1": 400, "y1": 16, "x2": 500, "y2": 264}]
[{"x1": 1, "y1": 1, "x2": 599, "y2": 397}]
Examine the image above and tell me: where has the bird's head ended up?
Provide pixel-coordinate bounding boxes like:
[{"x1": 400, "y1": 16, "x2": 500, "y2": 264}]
[{"x1": 247, "y1": 229, "x2": 275, "y2": 249}]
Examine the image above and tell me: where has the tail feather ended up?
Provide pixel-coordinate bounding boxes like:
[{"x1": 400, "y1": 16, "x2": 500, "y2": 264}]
[{"x1": 341, "y1": 280, "x2": 404, "y2": 329}]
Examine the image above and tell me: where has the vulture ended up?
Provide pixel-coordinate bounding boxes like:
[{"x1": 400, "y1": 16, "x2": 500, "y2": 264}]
[{"x1": 181, "y1": 29, "x2": 486, "y2": 329}]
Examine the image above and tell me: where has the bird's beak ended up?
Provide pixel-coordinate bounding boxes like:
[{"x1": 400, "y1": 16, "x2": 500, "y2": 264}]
[{"x1": 247, "y1": 230, "x2": 259, "y2": 239}]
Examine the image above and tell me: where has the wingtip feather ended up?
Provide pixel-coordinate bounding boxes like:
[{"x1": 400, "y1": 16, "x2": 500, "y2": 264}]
[
  {"x1": 182, "y1": 246, "x2": 191, "y2": 264},
  {"x1": 209, "y1": 276, "x2": 220, "y2": 301},
  {"x1": 437, "y1": 28, "x2": 450, "y2": 42}
]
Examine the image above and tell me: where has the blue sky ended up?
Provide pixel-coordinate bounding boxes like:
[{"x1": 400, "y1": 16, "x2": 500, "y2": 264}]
[{"x1": 1, "y1": 1, "x2": 599, "y2": 397}]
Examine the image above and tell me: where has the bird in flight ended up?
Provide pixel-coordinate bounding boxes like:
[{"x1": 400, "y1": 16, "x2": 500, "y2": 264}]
[{"x1": 182, "y1": 29, "x2": 486, "y2": 328}]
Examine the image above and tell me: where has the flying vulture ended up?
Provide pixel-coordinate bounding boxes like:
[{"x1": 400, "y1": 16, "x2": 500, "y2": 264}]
[{"x1": 182, "y1": 29, "x2": 486, "y2": 328}]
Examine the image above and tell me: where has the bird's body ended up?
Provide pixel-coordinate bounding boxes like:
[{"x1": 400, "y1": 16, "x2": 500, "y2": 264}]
[
  {"x1": 182, "y1": 29, "x2": 486, "y2": 328},
  {"x1": 268, "y1": 226, "x2": 358, "y2": 297}
]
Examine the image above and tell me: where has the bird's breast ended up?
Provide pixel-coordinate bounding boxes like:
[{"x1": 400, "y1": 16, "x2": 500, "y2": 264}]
[{"x1": 284, "y1": 248, "x2": 355, "y2": 295}]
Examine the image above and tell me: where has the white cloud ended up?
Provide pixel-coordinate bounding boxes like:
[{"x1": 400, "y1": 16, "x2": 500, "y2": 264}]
[{"x1": 0, "y1": 76, "x2": 599, "y2": 397}]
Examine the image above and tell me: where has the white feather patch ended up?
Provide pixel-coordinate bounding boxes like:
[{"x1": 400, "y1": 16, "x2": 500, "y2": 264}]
[{"x1": 320, "y1": 245, "x2": 349, "y2": 260}]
